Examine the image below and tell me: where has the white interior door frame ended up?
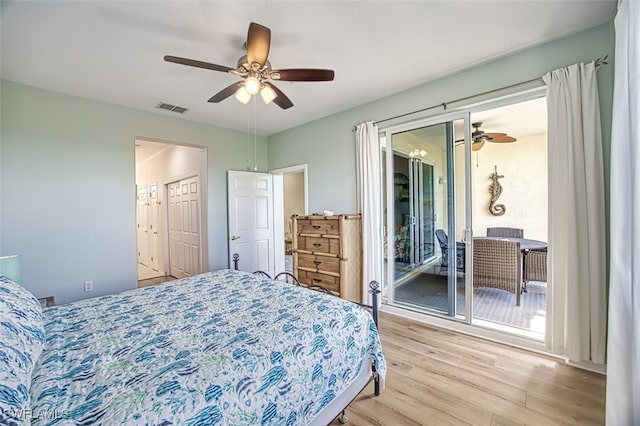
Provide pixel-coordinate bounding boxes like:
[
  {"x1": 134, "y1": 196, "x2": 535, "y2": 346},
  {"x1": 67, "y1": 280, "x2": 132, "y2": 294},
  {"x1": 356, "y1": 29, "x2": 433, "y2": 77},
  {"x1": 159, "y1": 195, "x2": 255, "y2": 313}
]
[
  {"x1": 270, "y1": 164, "x2": 308, "y2": 273},
  {"x1": 134, "y1": 137, "x2": 209, "y2": 280},
  {"x1": 269, "y1": 164, "x2": 309, "y2": 213}
]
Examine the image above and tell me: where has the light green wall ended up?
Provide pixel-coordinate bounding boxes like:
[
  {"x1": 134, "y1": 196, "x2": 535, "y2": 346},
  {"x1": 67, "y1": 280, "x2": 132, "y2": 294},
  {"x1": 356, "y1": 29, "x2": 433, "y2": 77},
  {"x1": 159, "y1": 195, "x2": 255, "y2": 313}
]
[
  {"x1": 0, "y1": 22, "x2": 615, "y2": 304},
  {"x1": 267, "y1": 23, "x2": 615, "y2": 217},
  {"x1": 0, "y1": 80, "x2": 268, "y2": 304}
]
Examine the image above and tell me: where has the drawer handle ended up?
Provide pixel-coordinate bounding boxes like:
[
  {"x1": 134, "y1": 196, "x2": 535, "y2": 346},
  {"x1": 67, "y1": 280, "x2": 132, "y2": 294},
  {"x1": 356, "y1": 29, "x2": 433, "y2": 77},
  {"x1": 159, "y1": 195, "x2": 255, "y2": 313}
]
[
  {"x1": 312, "y1": 278, "x2": 322, "y2": 284},
  {"x1": 313, "y1": 243, "x2": 322, "y2": 248},
  {"x1": 313, "y1": 260, "x2": 321, "y2": 266},
  {"x1": 312, "y1": 225, "x2": 321, "y2": 230}
]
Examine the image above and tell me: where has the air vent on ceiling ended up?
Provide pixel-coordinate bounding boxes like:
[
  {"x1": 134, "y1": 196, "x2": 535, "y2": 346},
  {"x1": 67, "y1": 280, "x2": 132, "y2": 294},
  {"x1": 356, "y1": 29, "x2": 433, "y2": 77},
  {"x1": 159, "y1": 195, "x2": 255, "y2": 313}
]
[{"x1": 156, "y1": 102, "x2": 188, "y2": 114}]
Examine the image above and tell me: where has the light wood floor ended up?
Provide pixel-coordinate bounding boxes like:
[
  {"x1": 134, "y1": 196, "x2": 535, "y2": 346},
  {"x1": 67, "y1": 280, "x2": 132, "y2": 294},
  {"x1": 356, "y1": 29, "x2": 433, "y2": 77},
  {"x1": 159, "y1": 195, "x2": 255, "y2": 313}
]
[
  {"x1": 138, "y1": 275, "x2": 175, "y2": 287},
  {"x1": 331, "y1": 312, "x2": 605, "y2": 426}
]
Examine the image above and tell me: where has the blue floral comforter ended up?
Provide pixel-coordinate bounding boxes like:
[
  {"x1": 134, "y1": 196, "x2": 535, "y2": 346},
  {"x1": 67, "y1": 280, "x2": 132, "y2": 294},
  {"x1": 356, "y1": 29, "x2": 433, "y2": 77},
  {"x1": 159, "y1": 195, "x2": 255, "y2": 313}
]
[{"x1": 29, "y1": 270, "x2": 386, "y2": 425}]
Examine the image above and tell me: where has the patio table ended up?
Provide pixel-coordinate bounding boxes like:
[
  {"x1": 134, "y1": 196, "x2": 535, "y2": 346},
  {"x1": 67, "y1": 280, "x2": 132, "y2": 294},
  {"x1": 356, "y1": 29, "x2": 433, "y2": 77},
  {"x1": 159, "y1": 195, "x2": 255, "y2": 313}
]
[{"x1": 474, "y1": 236, "x2": 547, "y2": 251}]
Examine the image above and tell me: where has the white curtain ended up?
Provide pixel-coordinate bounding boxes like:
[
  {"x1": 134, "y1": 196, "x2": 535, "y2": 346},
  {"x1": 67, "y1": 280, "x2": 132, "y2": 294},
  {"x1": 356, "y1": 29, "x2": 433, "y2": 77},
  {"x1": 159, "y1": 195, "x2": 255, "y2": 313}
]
[
  {"x1": 543, "y1": 61, "x2": 607, "y2": 364},
  {"x1": 607, "y1": 1, "x2": 640, "y2": 423},
  {"x1": 355, "y1": 121, "x2": 383, "y2": 305}
]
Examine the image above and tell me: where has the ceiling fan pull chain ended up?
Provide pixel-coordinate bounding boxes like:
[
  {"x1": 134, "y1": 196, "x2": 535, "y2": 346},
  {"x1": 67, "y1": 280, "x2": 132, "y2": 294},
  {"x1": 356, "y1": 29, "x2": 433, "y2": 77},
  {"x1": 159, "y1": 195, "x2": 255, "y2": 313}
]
[
  {"x1": 253, "y1": 96, "x2": 258, "y2": 171},
  {"x1": 246, "y1": 101, "x2": 252, "y2": 171}
]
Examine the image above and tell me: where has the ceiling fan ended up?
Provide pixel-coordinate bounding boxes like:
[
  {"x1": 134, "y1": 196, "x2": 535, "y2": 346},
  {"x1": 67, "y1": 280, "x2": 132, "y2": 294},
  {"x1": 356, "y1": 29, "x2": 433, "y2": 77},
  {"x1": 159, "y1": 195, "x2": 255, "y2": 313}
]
[
  {"x1": 456, "y1": 122, "x2": 517, "y2": 151},
  {"x1": 164, "y1": 22, "x2": 335, "y2": 110}
]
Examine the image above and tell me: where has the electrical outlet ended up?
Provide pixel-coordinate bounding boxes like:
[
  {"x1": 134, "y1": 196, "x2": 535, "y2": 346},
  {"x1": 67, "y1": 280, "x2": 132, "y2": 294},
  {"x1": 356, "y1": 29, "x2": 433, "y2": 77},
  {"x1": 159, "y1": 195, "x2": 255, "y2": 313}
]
[{"x1": 84, "y1": 280, "x2": 94, "y2": 292}]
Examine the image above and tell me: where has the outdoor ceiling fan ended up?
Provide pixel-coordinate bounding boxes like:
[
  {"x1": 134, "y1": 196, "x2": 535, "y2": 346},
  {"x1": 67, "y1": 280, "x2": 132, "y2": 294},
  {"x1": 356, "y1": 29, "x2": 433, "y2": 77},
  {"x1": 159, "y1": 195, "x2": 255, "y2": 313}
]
[
  {"x1": 456, "y1": 122, "x2": 517, "y2": 151},
  {"x1": 164, "y1": 22, "x2": 335, "y2": 110}
]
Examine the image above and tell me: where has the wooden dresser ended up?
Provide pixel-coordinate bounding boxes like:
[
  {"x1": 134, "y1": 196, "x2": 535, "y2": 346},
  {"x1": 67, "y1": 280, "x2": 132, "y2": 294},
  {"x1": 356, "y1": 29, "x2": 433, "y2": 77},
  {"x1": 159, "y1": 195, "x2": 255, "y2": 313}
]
[{"x1": 292, "y1": 214, "x2": 362, "y2": 303}]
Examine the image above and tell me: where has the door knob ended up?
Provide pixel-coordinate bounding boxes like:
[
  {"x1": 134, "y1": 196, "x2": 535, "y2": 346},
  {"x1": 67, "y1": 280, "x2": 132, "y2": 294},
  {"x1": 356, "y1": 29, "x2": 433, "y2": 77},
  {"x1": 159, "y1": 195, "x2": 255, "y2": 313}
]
[{"x1": 230, "y1": 235, "x2": 241, "y2": 240}]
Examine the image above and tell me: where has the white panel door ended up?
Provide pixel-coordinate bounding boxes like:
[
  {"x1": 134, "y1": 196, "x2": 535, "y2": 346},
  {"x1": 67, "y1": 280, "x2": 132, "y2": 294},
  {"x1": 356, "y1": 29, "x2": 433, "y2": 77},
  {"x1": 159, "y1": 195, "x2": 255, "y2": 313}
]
[
  {"x1": 168, "y1": 176, "x2": 202, "y2": 278},
  {"x1": 227, "y1": 171, "x2": 274, "y2": 276},
  {"x1": 136, "y1": 185, "x2": 150, "y2": 267},
  {"x1": 148, "y1": 182, "x2": 160, "y2": 271}
]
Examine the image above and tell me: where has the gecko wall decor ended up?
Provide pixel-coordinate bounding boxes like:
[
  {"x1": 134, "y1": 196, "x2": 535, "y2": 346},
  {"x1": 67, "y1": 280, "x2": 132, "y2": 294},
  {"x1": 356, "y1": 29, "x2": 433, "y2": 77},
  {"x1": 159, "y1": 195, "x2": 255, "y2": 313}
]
[{"x1": 489, "y1": 165, "x2": 506, "y2": 216}]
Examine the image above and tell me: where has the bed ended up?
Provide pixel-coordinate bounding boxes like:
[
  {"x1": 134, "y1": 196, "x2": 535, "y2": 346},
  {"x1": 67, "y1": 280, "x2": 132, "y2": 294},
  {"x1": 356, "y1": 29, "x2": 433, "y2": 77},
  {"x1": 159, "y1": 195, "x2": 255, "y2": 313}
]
[{"x1": 0, "y1": 269, "x2": 386, "y2": 425}]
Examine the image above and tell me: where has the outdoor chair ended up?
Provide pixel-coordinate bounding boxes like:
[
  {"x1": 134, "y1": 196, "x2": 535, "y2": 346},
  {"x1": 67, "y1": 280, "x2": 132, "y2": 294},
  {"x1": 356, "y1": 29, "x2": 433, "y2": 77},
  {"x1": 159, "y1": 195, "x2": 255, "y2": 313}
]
[
  {"x1": 435, "y1": 229, "x2": 465, "y2": 275},
  {"x1": 486, "y1": 227, "x2": 524, "y2": 238},
  {"x1": 524, "y1": 248, "x2": 547, "y2": 283},
  {"x1": 473, "y1": 238, "x2": 522, "y2": 305}
]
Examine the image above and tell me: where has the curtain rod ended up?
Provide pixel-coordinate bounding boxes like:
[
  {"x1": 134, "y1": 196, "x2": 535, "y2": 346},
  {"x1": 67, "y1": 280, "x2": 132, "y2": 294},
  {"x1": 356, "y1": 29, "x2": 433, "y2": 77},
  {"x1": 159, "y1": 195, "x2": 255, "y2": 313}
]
[{"x1": 352, "y1": 55, "x2": 608, "y2": 131}]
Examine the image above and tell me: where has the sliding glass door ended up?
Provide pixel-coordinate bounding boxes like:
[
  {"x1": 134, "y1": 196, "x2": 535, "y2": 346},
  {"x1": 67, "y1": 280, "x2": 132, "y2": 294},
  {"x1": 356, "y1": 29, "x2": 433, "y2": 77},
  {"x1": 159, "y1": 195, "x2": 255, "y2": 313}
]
[
  {"x1": 390, "y1": 153, "x2": 435, "y2": 279},
  {"x1": 382, "y1": 113, "x2": 472, "y2": 320}
]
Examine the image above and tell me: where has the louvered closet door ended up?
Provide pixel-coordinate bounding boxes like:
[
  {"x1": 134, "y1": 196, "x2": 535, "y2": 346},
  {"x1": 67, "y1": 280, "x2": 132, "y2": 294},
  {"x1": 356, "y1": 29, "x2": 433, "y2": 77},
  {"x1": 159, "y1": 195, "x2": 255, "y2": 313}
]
[
  {"x1": 136, "y1": 185, "x2": 150, "y2": 267},
  {"x1": 148, "y1": 183, "x2": 160, "y2": 272},
  {"x1": 168, "y1": 176, "x2": 202, "y2": 279}
]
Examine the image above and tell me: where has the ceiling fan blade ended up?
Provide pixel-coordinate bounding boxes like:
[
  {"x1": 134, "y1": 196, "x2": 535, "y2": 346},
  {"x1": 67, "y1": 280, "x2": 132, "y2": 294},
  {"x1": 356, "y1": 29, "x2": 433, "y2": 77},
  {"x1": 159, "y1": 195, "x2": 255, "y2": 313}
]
[
  {"x1": 263, "y1": 82, "x2": 293, "y2": 109},
  {"x1": 455, "y1": 138, "x2": 485, "y2": 151},
  {"x1": 246, "y1": 22, "x2": 271, "y2": 68},
  {"x1": 208, "y1": 82, "x2": 243, "y2": 103},
  {"x1": 486, "y1": 134, "x2": 517, "y2": 143},
  {"x1": 270, "y1": 68, "x2": 335, "y2": 82},
  {"x1": 472, "y1": 140, "x2": 485, "y2": 151},
  {"x1": 164, "y1": 55, "x2": 233, "y2": 73}
]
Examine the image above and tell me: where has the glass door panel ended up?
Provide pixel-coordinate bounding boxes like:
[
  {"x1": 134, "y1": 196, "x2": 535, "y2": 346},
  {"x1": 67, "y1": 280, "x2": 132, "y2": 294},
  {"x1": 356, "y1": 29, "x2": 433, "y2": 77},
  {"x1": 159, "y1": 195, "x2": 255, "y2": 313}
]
[{"x1": 382, "y1": 114, "x2": 470, "y2": 321}]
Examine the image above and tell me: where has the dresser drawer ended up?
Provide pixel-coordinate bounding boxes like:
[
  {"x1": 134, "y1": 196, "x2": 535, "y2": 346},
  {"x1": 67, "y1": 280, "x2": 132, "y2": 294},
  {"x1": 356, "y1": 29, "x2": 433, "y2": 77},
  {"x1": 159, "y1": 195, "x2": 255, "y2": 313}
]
[
  {"x1": 297, "y1": 235, "x2": 340, "y2": 256},
  {"x1": 296, "y1": 219, "x2": 340, "y2": 235},
  {"x1": 298, "y1": 270, "x2": 340, "y2": 294},
  {"x1": 297, "y1": 253, "x2": 340, "y2": 274}
]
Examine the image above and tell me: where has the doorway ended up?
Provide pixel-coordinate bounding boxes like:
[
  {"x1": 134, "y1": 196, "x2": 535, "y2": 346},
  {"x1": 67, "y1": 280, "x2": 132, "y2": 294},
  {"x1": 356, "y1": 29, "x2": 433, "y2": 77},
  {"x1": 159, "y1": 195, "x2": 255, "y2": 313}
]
[
  {"x1": 380, "y1": 91, "x2": 549, "y2": 342},
  {"x1": 270, "y1": 164, "x2": 308, "y2": 273},
  {"x1": 134, "y1": 138, "x2": 208, "y2": 285}
]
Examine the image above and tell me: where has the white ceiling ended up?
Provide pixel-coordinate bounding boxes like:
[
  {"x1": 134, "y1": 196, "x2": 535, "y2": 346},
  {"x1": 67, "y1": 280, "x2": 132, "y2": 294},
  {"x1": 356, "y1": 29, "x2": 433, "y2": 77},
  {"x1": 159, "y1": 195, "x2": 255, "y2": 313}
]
[{"x1": 0, "y1": 1, "x2": 616, "y2": 137}]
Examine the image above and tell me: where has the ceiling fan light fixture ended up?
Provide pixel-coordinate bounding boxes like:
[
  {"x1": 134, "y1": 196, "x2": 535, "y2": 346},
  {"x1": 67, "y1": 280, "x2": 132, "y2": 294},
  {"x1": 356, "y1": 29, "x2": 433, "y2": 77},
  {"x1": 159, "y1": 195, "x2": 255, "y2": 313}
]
[
  {"x1": 235, "y1": 86, "x2": 251, "y2": 104},
  {"x1": 260, "y1": 85, "x2": 277, "y2": 104},
  {"x1": 244, "y1": 76, "x2": 261, "y2": 95}
]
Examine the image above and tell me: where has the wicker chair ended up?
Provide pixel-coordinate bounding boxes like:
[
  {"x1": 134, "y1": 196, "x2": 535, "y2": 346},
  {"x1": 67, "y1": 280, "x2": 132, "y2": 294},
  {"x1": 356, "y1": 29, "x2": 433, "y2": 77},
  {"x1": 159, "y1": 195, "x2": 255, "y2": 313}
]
[
  {"x1": 473, "y1": 238, "x2": 522, "y2": 305},
  {"x1": 524, "y1": 248, "x2": 547, "y2": 283},
  {"x1": 486, "y1": 227, "x2": 524, "y2": 238}
]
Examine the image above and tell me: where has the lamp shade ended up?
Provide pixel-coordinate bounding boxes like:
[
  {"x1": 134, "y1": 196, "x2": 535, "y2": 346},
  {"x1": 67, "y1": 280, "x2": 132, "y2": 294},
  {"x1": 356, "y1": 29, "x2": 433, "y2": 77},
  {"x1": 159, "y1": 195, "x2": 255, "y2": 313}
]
[
  {"x1": 235, "y1": 86, "x2": 251, "y2": 104},
  {"x1": 244, "y1": 76, "x2": 261, "y2": 95},
  {"x1": 260, "y1": 85, "x2": 277, "y2": 104},
  {"x1": 0, "y1": 255, "x2": 22, "y2": 285}
]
